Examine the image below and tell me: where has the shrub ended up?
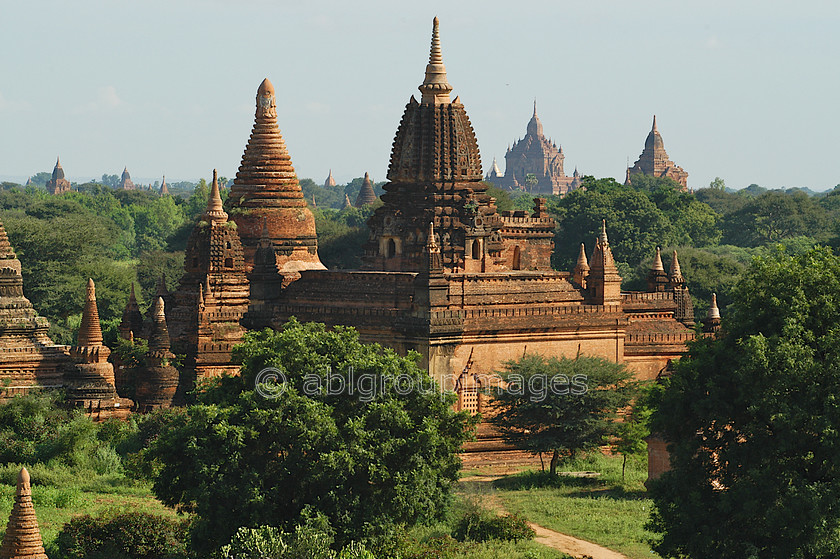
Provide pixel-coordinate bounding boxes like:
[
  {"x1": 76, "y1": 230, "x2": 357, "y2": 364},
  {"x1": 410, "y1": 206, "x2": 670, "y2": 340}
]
[
  {"x1": 55, "y1": 512, "x2": 189, "y2": 559},
  {"x1": 452, "y1": 511, "x2": 535, "y2": 543}
]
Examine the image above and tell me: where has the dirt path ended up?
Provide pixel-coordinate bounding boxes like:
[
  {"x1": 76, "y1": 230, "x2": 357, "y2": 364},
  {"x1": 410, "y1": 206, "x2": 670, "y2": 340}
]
[{"x1": 459, "y1": 475, "x2": 630, "y2": 559}]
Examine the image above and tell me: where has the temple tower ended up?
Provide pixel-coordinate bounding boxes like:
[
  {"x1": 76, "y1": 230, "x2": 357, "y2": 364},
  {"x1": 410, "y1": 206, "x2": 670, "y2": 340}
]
[
  {"x1": 363, "y1": 17, "x2": 500, "y2": 273},
  {"x1": 0, "y1": 468, "x2": 48, "y2": 559},
  {"x1": 647, "y1": 247, "x2": 669, "y2": 292},
  {"x1": 497, "y1": 102, "x2": 576, "y2": 195},
  {"x1": 354, "y1": 172, "x2": 377, "y2": 207},
  {"x1": 45, "y1": 157, "x2": 71, "y2": 195},
  {"x1": 226, "y1": 78, "x2": 325, "y2": 279},
  {"x1": 169, "y1": 170, "x2": 249, "y2": 379},
  {"x1": 324, "y1": 169, "x2": 337, "y2": 188},
  {"x1": 702, "y1": 293, "x2": 722, "y2": 335},
  {"x1": 627, "y1": 116, "x2": 688, "y2": 189},
  {"x1": 587, "y1": 221, "x2": 623, "y2": 305},
  {"x1": 135, "y1": 297, "x2": 179, "y2": 411},
  {"x1": 0, "y1": 218, "x2": 68, "y2": 399},
  {"x1": 159, "y1": 176, "x2": 170, "y2": 196},
  {"x1": 64, "y1": 279, "x2": 131, "y2": 419},
  {"x1": 119, "y1": 167, "x2": 135, "y2": 190}
]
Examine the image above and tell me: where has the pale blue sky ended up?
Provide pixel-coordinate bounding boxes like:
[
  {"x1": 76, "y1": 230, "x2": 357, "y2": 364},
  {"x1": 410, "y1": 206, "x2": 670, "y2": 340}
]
[{"x1": 1, "y1": 0, "x2": 838, "y2": 190}]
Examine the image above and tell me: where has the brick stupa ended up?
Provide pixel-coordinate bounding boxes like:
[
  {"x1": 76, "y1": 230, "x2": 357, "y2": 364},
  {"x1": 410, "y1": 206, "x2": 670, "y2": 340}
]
[
  {"x1": 226, "y1": 78, "x2": 325, "y2": 280},
  {"x1": 119, "y1": 167, "x2": 135, "y2": 190},
  {"x1": 627, "y1": 116, "x2": 688, "y2": 189},
  {"x1": 45, "y1": 157, "x2": 71, "y2": 195},
  {"x1": 64, "y1": 279, "x2": 131, "y2": 419},
  {"x1": 169, "y1": 170, "x2": 249, "y2": 379},
  {"x1": 159, "y1": 176, "x2": 170, "y2": 196},
  {"x1": 0, "y1": 468, "x2": 48, "y2": 559},
  {"x1": 135, "y1": 297, "x2": 179, "y2": 411},
  {"x1": 354, "y1": 172, "x2": 377, "y2": 207},
  {"x1": 0, "y1": 218, "x2": 67, "y2": 399}
]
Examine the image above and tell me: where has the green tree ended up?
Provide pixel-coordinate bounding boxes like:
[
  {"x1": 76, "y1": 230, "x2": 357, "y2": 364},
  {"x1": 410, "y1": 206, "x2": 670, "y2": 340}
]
[
  {"x1": 649, "y1": 247, "x2": 840, "y2": 558},
  {"x1": 722, "y1": 190, "x2": 827, "y2": 246},
  {"x1": 149, "y1": 320, "x2": 473, "y2": 553},
  {"x1": 709, "y1": 177, "x2": 726, "y2": 191},
  {"x1": 490, "y1": 354, "x2": 636, "y2": 475}
]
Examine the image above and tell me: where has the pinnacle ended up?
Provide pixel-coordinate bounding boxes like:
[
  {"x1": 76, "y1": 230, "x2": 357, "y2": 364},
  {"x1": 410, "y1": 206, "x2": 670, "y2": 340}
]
[
  {"x1": 149, "y1": 297, "x2": 171, "y2": 353},
  {"x1": 576, "y1": 243, "x2": 589, "y2": 269},
  {"x1": 419, "y1": 16, "x2": 452, "y2": 104},
  {"x1": 599, "y1": 219, "x2": 609, "y2": 245},
  {"x1": 707, "y1": 293, "x2": 721, "y2": 320},
  {"x1": 1, "y1": 467, "x2": 48, "y2": 559},
  {"x1": 652, "y1": 114, "x2": 658, "y2": 133},
  {"x1": 77, "y1": 278, "x2": 103, "y2": 347},
  {"x1": 204, "y1": 169, "x2": 228, "y2": 223},
  {"x1": 651, "y1": 247, "x2": 665, "y2": 272},
  {"x1": 670, "y1": 250, "x2": 683, "y2": 282}
]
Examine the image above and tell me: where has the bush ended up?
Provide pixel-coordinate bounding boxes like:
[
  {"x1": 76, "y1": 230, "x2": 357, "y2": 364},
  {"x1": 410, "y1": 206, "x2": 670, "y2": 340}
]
[
  {"x1": 452, "y1": 511, "x2": 535, "y2": 543},
  {"x1": 217, "y1": 522, "x2": 375, "y2": 559},
  {"x1": 55, "y1": 512, "x2": 189, "y2": 559}
]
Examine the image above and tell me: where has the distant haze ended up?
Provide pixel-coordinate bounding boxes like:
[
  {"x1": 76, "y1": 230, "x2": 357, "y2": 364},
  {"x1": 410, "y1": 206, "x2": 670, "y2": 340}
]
[{"x1": 1, "y1": 0, "x2": 838, "y2": 190}]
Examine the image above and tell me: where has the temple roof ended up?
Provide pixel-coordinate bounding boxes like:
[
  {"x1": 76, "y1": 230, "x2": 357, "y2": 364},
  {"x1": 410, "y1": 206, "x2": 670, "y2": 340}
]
[
  {"x1": 52, "y1": 157, "x2": 65, "y2": 181},
  {"x1": 526, "y1": 100, "x2": 544, "y2": 137},
  {"x1": 644, "y1": 115, "x2": 665, "y2": 151}
]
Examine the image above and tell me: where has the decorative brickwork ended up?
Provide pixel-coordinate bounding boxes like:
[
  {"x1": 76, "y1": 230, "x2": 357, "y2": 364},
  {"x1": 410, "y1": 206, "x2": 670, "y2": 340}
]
[
  {"x1": 0, "y1": 219, "x2": 68, "y2": 400},
  {"x1": 64, "y1": 279, "x2": 131, "y2": 420},
  {"x1": 226, "y1": 78, "x2": 325, "y2": 280},
  {"x1": 45, "y1": 157, "x2": 71, "y2": 195},
  {"x1": 169, "y1": 171, "x2": 249, "y2": 379},
  {"x1": 135, "y1": 297, "x2": 179, "y2": 411},
  {"x1": 0, "y1": 468, "x2": 48, "y2": 559},
  {"x1": 627, "y1": 116, "x2": 688, "y2": 189}
]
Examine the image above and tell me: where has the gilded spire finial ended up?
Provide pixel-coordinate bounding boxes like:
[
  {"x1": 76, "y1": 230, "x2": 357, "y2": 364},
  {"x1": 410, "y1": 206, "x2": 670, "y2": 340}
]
[{"x1": 419, "y1": 16, "x2": 452, "y2": 104}]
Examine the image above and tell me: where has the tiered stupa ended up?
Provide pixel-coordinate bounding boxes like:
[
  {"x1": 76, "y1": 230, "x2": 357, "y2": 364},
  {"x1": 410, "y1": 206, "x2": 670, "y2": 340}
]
[
  {"x1": 45, "y1": 157, "x2": 71, "y2": 195},
  {"x1": 324, "y1": 169, "x2": 337, "y2": 188},
  {"x1": 64, "y1": 279, "x2": 131, "y2": 419},
  {"x1": 135, "y1": 298, "x2": 179, "y2": 411},
  {"x1": 627, "y1": 116, "x2": 688, "y2": 189},
  {"x1": 168, "y1": 170, "x2": 249, "y2": 379},
  {"x1": 119, "y1": 167, "x2": 135, "y2": 190},
  {"x1": 225, "y1": 78, "x2": 325, "y2": 279},
  {"x1": 0, "y1": 219, "x2": 68, "y2": 399},
  {"x1": 362, "y1": 17, "x2": 501, "y2": 272},
  {"x1": 0, "y1": 468, "x2": 48, "y2": 559},
  {"x1": 354, "y1": 172, "x2": 377, "y2": 207}
]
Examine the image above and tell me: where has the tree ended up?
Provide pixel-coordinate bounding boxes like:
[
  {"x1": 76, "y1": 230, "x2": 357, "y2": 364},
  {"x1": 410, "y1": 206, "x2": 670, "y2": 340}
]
[
  {"x1": 648, "y1": 247, "x2": 840, "y2": 558},
  {"x1": 721, "y1": 190, "x2": 827, "y2": 246},
  {"x1": 490, "y1": 354, "x2": 636, "y2": 475},
  {"x1": 149, "y1": 320, "x2": 473, "y2": 553},
  {"x1": 709, "y1": 177, "x2": 726, "y2": 191}
]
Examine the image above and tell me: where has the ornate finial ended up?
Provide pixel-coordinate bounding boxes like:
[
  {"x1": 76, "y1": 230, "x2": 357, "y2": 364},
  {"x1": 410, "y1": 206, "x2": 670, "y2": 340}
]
[
  {"x1": 153, "y1": 296, "x2": 165, "y2": 320},
  {"x1": 652, "y1": 115, "x2": 658, "y2": 133},
  {"x1": 670, "y1": 250, "x2": 683, "y2": 283},
  {"x1": 707, "y1": 293, "x2": 721, "y2": 320},
  {"x1": 56, "y1": 156, "x2": 61, "y2": 167},
  {"x1": 17, "y1": 467, "x2": 30, "y2": 496},
  {"x1": 576, "y1": 243, "x2": 589, "y2": 268},
  {"x1": 599, "y1": 219, "x2": 609, "y2": 245},
  {"x1": 256, "y1": 77, "x2": 277, "y2": 118},
  {"x1": 533, "y1": 98, "x2": 537, "y2": 117},
  {"x1": 203, "y1": 169, "x2": 228, "y2": 223},
  {"x1": 77, "y1": 278, "x2": 103, "y2": 347},
  {"x1": 427, "y1": 221, "x2": 439, "y2": 250},
  {"x1": 652, "y1": 247, "x2": 665, "y2": 272},
  {"x1": 419, "y1": 17, "x2": 452, "y2": 104}
]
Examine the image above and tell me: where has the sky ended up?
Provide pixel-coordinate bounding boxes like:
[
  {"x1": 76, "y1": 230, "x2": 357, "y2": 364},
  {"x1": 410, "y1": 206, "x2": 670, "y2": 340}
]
[{"x1": 1, "y1": 0, "x2": 838, "y2": 191}]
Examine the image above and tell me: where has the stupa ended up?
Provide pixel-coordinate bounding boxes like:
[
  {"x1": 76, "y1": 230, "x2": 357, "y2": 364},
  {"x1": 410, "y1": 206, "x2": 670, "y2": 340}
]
[{"x1": 0, "y1": 468, "x2": 48, "y2": 559}]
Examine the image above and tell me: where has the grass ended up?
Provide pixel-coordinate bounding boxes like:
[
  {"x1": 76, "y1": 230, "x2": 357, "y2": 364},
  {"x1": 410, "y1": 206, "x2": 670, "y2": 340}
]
[
  {"x1": 491, "y1": 452, "x2": 658, "y2": 559},
  {"x1": 0, "y1": 463, "x2": 179, "y2": 553}
]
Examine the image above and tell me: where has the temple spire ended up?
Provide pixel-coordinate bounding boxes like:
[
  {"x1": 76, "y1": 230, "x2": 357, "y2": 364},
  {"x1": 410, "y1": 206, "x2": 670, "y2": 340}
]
[
  {"x1": 0, "y1": 468, "x2": 48, "y2": 559},
  {"x1": 599, "y1": 219, "x2": 609, "y2": 245},
  {"x1": 419, "y1": 16, "x2": 452, "y2": 104},
  {"x1": 651, "y1": 246, "x2": 665, "y2": 272},
  {"x1": 77, "y1": 278, "x2": 103, "y2": 347},
  {"x1": 149, "y1": 297, "x2": 171, "y2": 352},
  {"x1": 204, "y1": 169, "x2": 228, "y2": 223},
  {"x1": 652, "y1": 114, "x2": 658, "y2": 133},
  {"x1": 707, "y1": 293, "x2": 720, "y2": 320},
  {"x1": 573, "y1": 243, "x2": 590, "y2": 288},
  {"x1": 355, "y1": 172, "x2": 377, "y2": 207},
  {"x1": 669, "y1": 250, "x2": 684, "y2": 284}
]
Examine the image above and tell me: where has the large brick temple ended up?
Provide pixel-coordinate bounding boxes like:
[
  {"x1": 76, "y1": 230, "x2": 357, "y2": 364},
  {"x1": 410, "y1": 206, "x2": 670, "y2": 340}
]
[
  {"x1": 626, "y1": 116, "x2": 689, "y2": 190},
  {"x1": 162, "y1": 17, "x2": 698, "y2": 404}
]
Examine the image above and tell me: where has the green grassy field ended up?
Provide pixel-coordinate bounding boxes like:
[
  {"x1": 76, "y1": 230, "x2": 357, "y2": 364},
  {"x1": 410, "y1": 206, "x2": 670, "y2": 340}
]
[
  {"x1": 0, "y1": 464, "x2": 178, "y2": 553},
  {"x1": 491, "y1": 453, "x2": 658, "y2": 559}
]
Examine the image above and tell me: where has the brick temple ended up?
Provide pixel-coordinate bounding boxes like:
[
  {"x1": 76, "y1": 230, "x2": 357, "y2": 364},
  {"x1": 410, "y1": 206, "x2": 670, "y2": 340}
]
[
  {"x1": 45, "y1": 157, "x2": 71, "y2": 195},
  {"x1": 487, "y1": 103, "x2": 581, "y2": 196},
  {"x1": 627, "y1": 116, "x2": 689, "y2": 189}
]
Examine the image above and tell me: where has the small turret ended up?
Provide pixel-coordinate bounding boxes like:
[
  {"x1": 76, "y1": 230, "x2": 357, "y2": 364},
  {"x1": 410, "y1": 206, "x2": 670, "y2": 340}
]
[
  {"x1": 702, "y1": 293, "x2": 722, "y2": 335},
  {"x1": 204, "y1": 169, "x2": 228, "y2": 224},
  {"x1": 647, "y1": 247, "x2": 669, "y2": 292},
  {"x1": 669, "y1": 250, "x2": 684, "y2": 287},
  {"x1": 587, "y1": 220, "x2": 623, "y2": 305},
  {"x1": 0, "y1": 468, "x2": 48, "y2": 559},
  {"x1": 572, "y1": 243, "x2": 590, "y2": 288}
]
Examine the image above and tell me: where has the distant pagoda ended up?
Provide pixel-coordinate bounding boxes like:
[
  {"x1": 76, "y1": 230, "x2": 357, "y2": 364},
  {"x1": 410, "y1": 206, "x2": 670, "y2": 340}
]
[
  {"x1": 324, "y1": 169, "x2": 337, "y2": 188},
  {"x1": 119, "y1": 167, "x2": 135, "y2": 190},
  {"x1": 45, "y1": 157, "x2": 71, "y2": 195},
  {"x1": 225, "y1": 78, "x2": 325, "y2": 280},
  {"x1": 626, "y1": 116, "x2": 688, "y2": 189},
  {"x1": 159, "y1": 175, "x2": 170, "y2": 195},
  {"x1": 354, "y1": 172, "x2": 377, "y2": 207}
]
